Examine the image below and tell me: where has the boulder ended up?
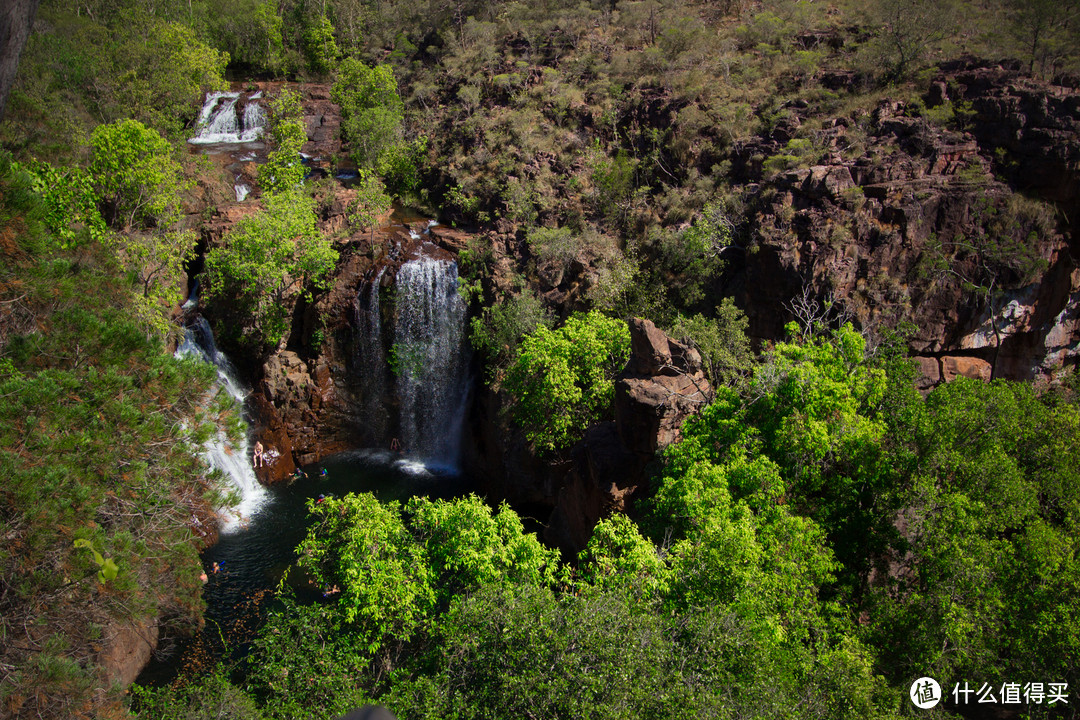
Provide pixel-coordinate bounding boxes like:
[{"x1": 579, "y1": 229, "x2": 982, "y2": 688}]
[
  {"x1": 941, "y1": 355, "x2": 993, "y2": 382},
  {"x1": 97, "y1": 617, "x2": 159, "y2": 689},
  {"x1": 913, "y1": 356, "x2": 941, "y2": 394}
]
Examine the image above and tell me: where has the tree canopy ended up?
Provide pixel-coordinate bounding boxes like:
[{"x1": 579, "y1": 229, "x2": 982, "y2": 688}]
[
  {"x1": 331, "y1": 58, "x2": 405, "y2": 172},
  {"x1": 203, "y1": 188, "x2": 338, "y2": 348},
  {"x1": 503, "y1": 310, "x2": 631, "y2": 454}
]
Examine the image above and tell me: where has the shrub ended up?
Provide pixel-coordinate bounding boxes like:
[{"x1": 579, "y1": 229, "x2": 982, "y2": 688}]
[
  {"x1": 204, "y1": 188, "x2": 338, "y2": 347},
  {"x1": 503, "y1": 311, "x2": 631, "y2": 454}
]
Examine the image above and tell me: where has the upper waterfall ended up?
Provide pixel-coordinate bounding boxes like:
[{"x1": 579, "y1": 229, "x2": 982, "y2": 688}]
[{"x1": 189, "y1": 91, "x2": 267, "y2": 145}]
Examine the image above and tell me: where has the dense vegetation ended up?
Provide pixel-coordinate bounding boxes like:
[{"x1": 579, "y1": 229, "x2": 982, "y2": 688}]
[
  {"x1": 0, "y1": 153, "x2": 236, "y2": 717},
  {"x1": 133, "y1": 325, "x2": 1080, "y2": 719},
  {"x1": 2, "y1": 0, "x2": 1079, "y2": 718}
]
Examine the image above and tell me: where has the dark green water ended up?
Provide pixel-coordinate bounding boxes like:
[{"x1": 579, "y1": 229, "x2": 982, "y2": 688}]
[{"x1": 138, "y1": 450, "x2": 472, "y2": 685}]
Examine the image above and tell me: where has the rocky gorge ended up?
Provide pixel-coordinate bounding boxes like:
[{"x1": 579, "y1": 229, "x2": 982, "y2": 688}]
[{"x1": 184, "y1": 61, "x2": 1080, "y2": 557}]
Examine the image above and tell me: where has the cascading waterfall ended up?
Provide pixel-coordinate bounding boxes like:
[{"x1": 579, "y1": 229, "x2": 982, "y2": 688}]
[
  {"x1": 242, "y1": 99, "x2": 265, "y2": 136},
  {"x1": 176, "y1": 317, "x2": 267, "y2": 531},
  {"x1": 189, "y1": 91, "x2": 266, "y2": 145},
  {"x1": 392, "y1": 256, "x2": 469, "y2": 469},
  {"x1": 353, "y1": 267, "x2": 390, "y2": 446}
]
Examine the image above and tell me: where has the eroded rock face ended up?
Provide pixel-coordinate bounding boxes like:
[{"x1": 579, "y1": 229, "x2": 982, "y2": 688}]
[
  {"x1": 544, "y1": 319, "x2": 713, "y2": 555},
  {"x1": 616, "y1": 318, "x2": 714, "y2": 458},
  {"x1": 724, "y1": 63, "x2": 1079, "y2": 385}
]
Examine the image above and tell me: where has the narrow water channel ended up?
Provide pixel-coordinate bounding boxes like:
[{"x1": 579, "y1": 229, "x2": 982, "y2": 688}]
[{"x1": 140, "y1": 452, "x2": 472, "y2": 684}]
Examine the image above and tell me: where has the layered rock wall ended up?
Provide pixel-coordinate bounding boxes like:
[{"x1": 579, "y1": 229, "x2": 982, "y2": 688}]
[{"x1": 724, "y1": 63, "x2": 1080, "y2": 386}]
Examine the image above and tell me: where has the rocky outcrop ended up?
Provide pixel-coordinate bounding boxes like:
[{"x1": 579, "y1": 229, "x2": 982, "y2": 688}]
[
  {"x1": 544, "y1": 319, "x2": 713, "y2": 555},
  {"x1": 97, "y1": 616, "x2": 159, "y2": 689},
  {"x1": 615, "y1": 318, "x2": 714, "y2": 459},
  {"x1": 939, "y1": 60, "x2": 1080, "y2": 212},
  {"x1": 466, "y1": 319, "x2": 713, "y2": 556},
  {"x1": 723, "y1": 63, "x2": 1080, "y2": 385}
]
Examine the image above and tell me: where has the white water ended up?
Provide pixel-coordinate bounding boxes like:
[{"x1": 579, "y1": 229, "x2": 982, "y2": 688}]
[
  {"x1": 354, "y1": 267, "x2": 390, "y2": 445},
  {"x1": 189, "y1": 91, "x2": 267, "y2": 145},
  {"x1": 235, "y1": 183, "x2": 251, "y2": 202},
  {"x1": 176, "y1": 317, "x2": 268, "y2": 531},
  {"x1": 392, "y1": 257, "x2": 469, "y2": 469}
]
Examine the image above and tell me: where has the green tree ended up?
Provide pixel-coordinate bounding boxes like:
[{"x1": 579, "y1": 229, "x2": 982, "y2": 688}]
[
  {"x1": 503, "y1": 311, "x2": 631, "y2": 454},
  {"x1": 114, "y1": 21, "x2": 229, "y2": 137},
  {"x1": 377, "y1": 135, "x2": 428, "y2": 195},
  {"x1": 304, "y1": 14, "x2": 339, "y2": 76},
  {"x1": 669, "y1": 298, "x2": 753, "y2": 387},
  {"x1": 203, "y1": 188, "x2": 338, "y2": 347},
  {"x1": 331, "y1": 57, "x2": 404, "y2": 171},
  {"x1": 346, "y1": 169, "x2": 392, "y2": 240},
  {"x1": 89, "y1": 118, "x2": 189, "y2": 230},
  {"x1": 258, "y1": 88, "x2": 307, "y2": 195},
  {"x1": 252, "y1": 1, "x2": 286, "y2": 72},
  {"x1": 110, "y1": 228, "x2": 198, "y2": 338},
  {"x1": 1007, "y1": 0, "x2": 1080, "y2": 75},
  {"x1": 406, "y1": 494, "x2": 561, "y2": 605},
  {"x1": 198, "y1": 0, "x2": 286, "y2": 75},
  {"x1": 299, "y1": 493, "x2": 435, "y2": 656},
  {"x1": 661, "y1": 199, "x2": 736, "y2": 308},
  {"x1": 469, "y1": 289, "x2": 554, "y2": 375},
  {"x1": 404, "y1": 585, "x2": 678, "y2": 720},
  {"x1": 867, "y1": 378, "x2": 1080, "y2": 691},
  {"x1": 578, "y1": 513, "x2": 670, "y2": 601},
  {"x1": 869, "y1": 0, "x2": 958, "y2": 80},
  {"x1": 653, "y1": 324, "x2": 899, "y2": 598},
  {"x1": 22, "y1": 160, "x2": 107, "y2": 248},
  {"x1": 85, "y1": 119, "x2": 197, "y2": 336}
]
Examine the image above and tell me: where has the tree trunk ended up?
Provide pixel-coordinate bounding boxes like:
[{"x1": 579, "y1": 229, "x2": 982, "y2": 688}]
[{"x1": 0, "y1": 0, "x2": 40, "y2": 124}]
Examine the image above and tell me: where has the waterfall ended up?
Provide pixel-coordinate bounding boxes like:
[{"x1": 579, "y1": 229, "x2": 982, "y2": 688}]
[
  {"x1": 241, "y1": 102, "x2": 265, "y2": 142},
  {"x1": 392, "y1": 257, "x2": 469, "y2": 469},
  {"x1": 176, "y1": 317, "x2": 268, "y2": 531},
  {"x1": 354, "y1": 267, "x2": 390, "y2": 445},
  {"x1": 189, "y1": 91, "x2": 267, "y2": 145}
]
